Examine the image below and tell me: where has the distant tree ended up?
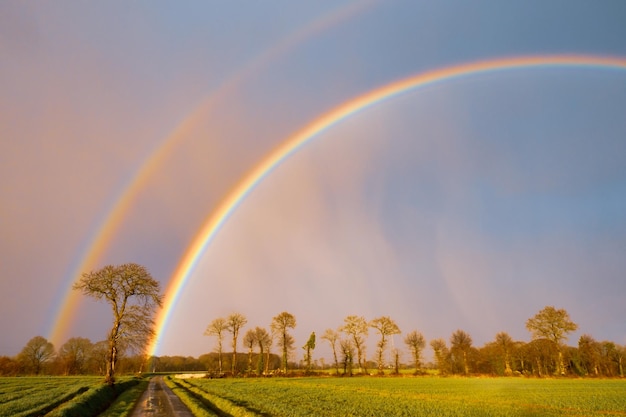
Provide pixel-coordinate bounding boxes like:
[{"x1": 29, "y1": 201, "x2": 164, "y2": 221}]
[
  {"x1": 253, "y1": 327, "x2": 272, "y2": 375},
  {"x1": 578, "y1": 334, "x2": 601, "y2": 376},
  {"x1": 340, "y1": 315, "x2": 368, "y2": 374},
  {"x1": 243, "y1": 329, "x2": 257, "y2": 374},
  {"x1": 321, "y1": 328, "x2": 341, "y2": 375},
  {"x1": 369, "y1": 316, "x2": 401, "y2": 374},
  {"x1": 430, "y1": 338, "x2": 451, "y2": 375},
  {"x1": 18, "y1": 336, "x2": 55, "y2": 375},
  {"x1": 526, "y1": 306, "x2": 578, "y2": 375},
  {"x1": 404, "y1": 330, "x2": 426, "y2": 374},
  {"x1": 88, "y1": 340, "x2": 109, "y2": 375},
  {"x1": 339, "y1": 339, "x2": 355, "y2": 376},
  {"x1": 73, "y1": 263, "x2": 162, "y2": 385},
  {"x1": 59, "y1": 337, "x2": 93, "y2": 375},
  {"x1": 204, "y1": 317, "x2": 227, "y2": 375},
  {"x1": 226, "y1": 313, "x2": 247, "y2": 375},
  {"x1": 450, "y1": 330, "x2": 473, "y2": 375},
  {"x1": 0, "y1": 356, "x2": 19, "y2": 376},
  {"x1": 271, "y1": 312, "x2": 296, "y2": 373},
  {"x1": 494, "y1": 332, "x2": 514, "y2": 376},
  {"x1": 302, "y1": 332, "x2": 316, "y2": 373},
  {"x1": 392, "y1": 348, "x2": 401, "y2": 374},
  {"x1": 527, "y1": 338, "x2": 558, "y2": 376}
]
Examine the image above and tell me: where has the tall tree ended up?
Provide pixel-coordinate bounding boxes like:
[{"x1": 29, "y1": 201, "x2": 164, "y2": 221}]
[
  {"x1": 58, "y1": 337, "x2": 93, "y2": 375},
  {"x1": 271, "y1": 312, "x2": 296, "y2": 373},
  {"x1": 18, "y1": 336, "x2": 55, "y2": 375},
  {"x1": 73, "y1": 263, "x2": 162, "y2": 385},
  {"x1": 340, "y1": 315, "x2": 368, "y2": 374},
  {"x1": 204, "y1": 317, "x2": 227, "y2": 375},
  {"x1": 369, "y1": 316, "x2": 401, "y2": 374},
  {"x1": 526, "y1": 306, "x2": 578, "y2": 375},
  {"x1": 321, "y1": 328, "x2": 341, "y2": 375},
  {"x1": 302, "y1": 332, "x2": 316, "y2": 373},
  {"x1": 226, "y1": 313, "x2": 247, "y2": 375},
  {"x1": 404, "y1": 330, "x2": 426, "y2": 374},
  {"x1": 450, "y1": 329, "x2": 473, "y2": 375}
]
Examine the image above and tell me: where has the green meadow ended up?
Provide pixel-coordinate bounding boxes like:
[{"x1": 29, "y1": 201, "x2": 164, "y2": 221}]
[{"x1": 174, "y1": 376, "x2": 626, "y2": 417}]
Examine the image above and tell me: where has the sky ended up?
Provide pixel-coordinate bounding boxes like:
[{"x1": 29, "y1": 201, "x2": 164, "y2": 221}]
[{"x1": 2, "y1": 1, "x2": 626, "y2": 363}]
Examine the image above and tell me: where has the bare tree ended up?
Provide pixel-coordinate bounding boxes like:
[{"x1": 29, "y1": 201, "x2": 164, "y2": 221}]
[
  {"x1": 526, "y1": 306, "x2": 578, "y2": 375},
  {"x1": 271, "y1": 312, "x2": 296, "y2": 373},
  {"x1": 226, "y1": 313, "x2": 247, "y2": 375},
  {"x1": 340, "y1": 315, "x2": 368, "y2": 374},
  {"x1": 18, "y1": 336, "x2": 55, "y2": 375},
  {"x1": 321, "y1": 328, "x2": 341, "y2": 375},
  {"x1": 204, "y1": 317, "x2": 227, "y2": 375},
  {"x1": 339, "y1": 339, "x2": 355, "y2": 376},
  {"x1": 73, "y1": 263, "x2": 162, "y2": 385},
  {"x1": 369, "y1": 316, "x2": 401, "y2": 374},
  {"x1": 404, "y1": 330, "x2": 426, "y2": 374}
]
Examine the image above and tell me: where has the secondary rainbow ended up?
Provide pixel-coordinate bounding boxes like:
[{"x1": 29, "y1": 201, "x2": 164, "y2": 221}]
[
  {"x1": 147, "y1": 54, "x2": 626, "y2": 356},
  {"x1": 46, "y1": 2, "x2": 379, "y2": 348}
]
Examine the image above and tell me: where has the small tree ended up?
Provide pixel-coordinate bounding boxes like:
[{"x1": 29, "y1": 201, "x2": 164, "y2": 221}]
[
  {"x1": 302, "y1": 332, "x2": 316, "y2": 373},
  {"x1": 243, "y1": 329, "x2": 257, "y2": 374},
  {"x1": 430, "y1": 338, "x2": 451, "y2": 375},
  {"x1": 226, "y1": 313, "x2": 247, "y2": 375},
  {"x1": 526, "y1": 306, "x2": 578, "y2": 375},
  {"x1": 204, "y1": 317, "x2": 227, "y2": 375},
  {"x1": 18, "y1": 336, "x2": 55, "y2": 375},
  {"x1": 404, "y1": 330, "x2": 426, "y2": 374},
  {"x1": 271, "y1": 312, "x2": 296, "y2": 373},
  {"x1": 369, "y1": 316, "x2": 401, "y2": 374},
  {"x1": 73, "y1": 263, "x2": 162, "y2": 385},
  {"x1": 253, "y1": 327, "x2": 272, "y2": 375},
  {"x1": 321, "y1": 328, "x2": 341, "y2": 375},
  {"x1": 340, "y1": 339, "x2": 355, "y2": 376}
]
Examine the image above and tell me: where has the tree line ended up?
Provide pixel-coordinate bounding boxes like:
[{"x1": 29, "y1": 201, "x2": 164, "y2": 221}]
[
  {"x1": 202, "y1": 306, "x2": 625, "y2": 378},
  {"x1": 3, "y1": 262, "x2": 624, "y2": 379}
]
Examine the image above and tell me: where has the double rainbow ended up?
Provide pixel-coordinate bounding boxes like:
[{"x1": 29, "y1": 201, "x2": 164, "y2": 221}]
[{"x1": 48, "y1": 54, "x2": 626, "y2": 355}]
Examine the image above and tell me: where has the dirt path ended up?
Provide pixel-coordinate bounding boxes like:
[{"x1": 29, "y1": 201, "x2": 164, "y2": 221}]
[{"x1": 129, "y1": 376, "x2": 194, "y2": 417}]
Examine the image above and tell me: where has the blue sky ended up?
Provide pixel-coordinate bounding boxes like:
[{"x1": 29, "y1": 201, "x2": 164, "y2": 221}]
[{"x1": 1, "y1": 1, "x2": 626, "y2": 361}]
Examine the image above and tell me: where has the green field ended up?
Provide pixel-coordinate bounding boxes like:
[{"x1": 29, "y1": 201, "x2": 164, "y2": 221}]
[
  {"x1": 0, "y1": 376, "x2": 139, "y2": 417},
  {"x1": 175, "y1": 376, "x2": 626, "y2": 417}
]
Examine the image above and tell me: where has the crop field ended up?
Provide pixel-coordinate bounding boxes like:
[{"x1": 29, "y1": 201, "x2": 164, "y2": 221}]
[
  {"x1": 0, "y1": 376, "x2": 141, "y2": 417},
  {"x1": 175, "y1": 376, "x2": 626, "y2": 417},
  {"x1": 0, "y1": 376, "x2": 102, "y2": 417}
]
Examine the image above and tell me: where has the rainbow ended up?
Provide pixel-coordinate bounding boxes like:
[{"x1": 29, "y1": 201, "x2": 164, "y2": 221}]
[
  {"x1": 46, "y1": 1, "x2": 379, "y2": 347},
  {"x1": 147, "y1": 54, "x2": 626, "y2": 356}
]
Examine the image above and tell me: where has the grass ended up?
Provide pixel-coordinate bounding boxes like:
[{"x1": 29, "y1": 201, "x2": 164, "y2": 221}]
[
  {"x1": 180, "y1": 376, "x2": 626, "y2": 416},
  {"x1": 0, "y1": 376, "x2": 141, "y2": 417}
]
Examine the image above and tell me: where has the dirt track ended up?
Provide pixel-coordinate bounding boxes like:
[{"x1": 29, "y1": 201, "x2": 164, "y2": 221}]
[{"x1": 130, "y1": 376, "x2": 194, "y2": 417}]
